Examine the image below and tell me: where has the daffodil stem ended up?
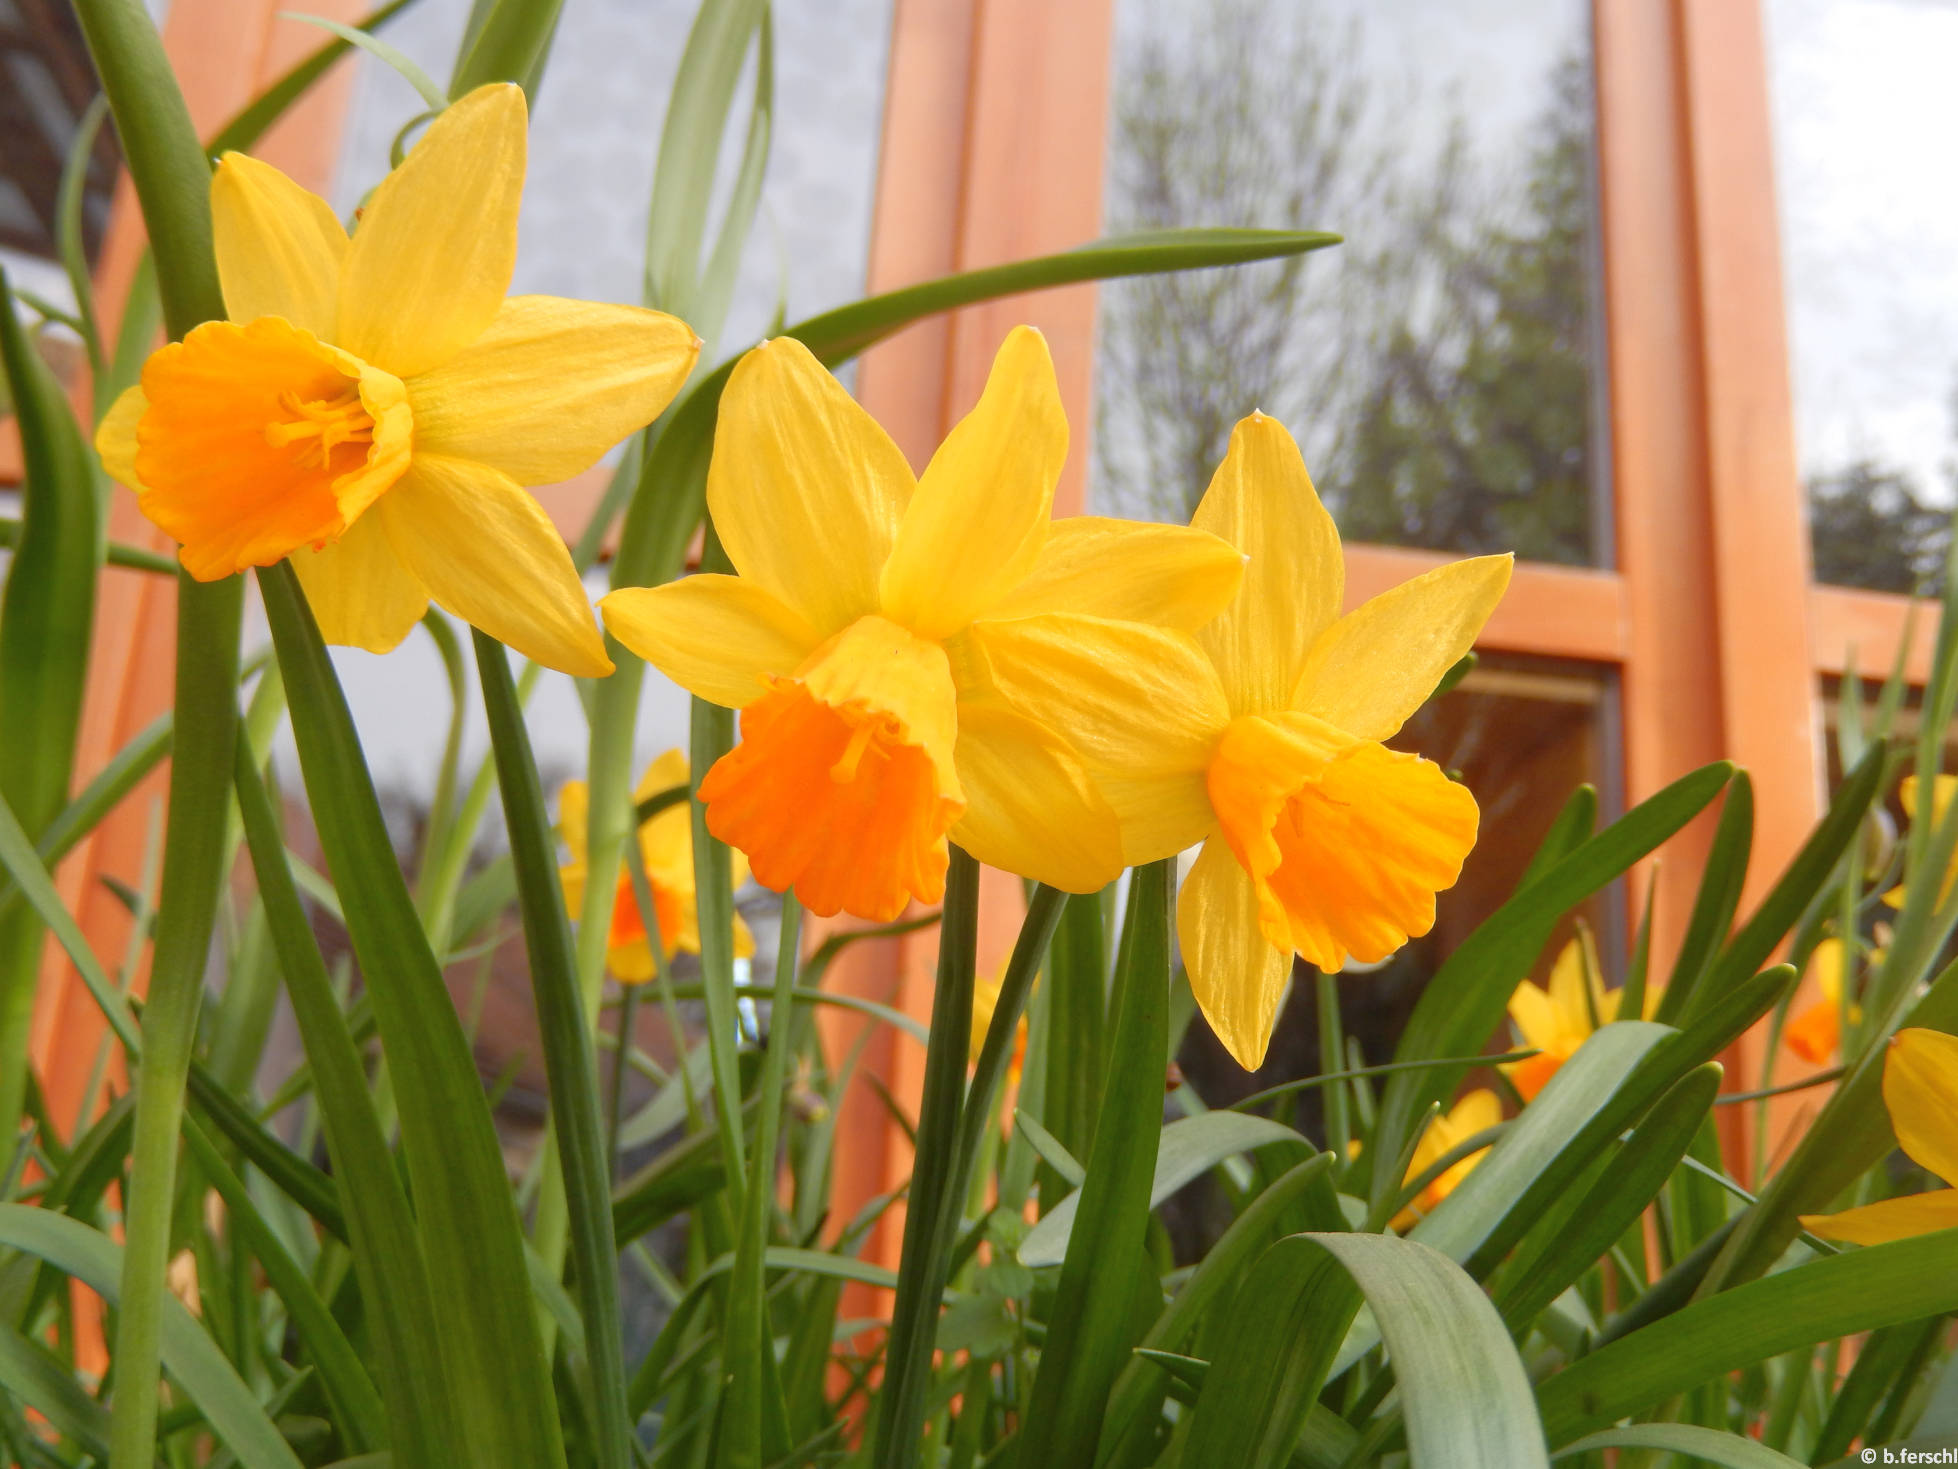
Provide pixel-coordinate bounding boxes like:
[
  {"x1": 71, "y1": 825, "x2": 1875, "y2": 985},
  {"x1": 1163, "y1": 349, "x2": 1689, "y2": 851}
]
[
  {"x1": 873, "y1": 846, "x2": 980, "y2": 1469},
  {"x1": 475, "y1": 629, "x2": 633, "y2": 1469},
  {"x1": 110, "y1": 574, "x2": 243, "y2": 1469},
  {"x1": 688, "y1": 689, "x2": 748, "y2": 1206}
]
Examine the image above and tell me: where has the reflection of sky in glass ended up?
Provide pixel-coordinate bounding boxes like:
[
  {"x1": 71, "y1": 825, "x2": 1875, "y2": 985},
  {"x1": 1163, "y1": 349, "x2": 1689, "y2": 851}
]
[
  {"x1": 1767, "y1": 0, "x2": 1958, "y2": 504},
  {"x1": 1094, "y1": 0, "x2": 1600, "y2": 566},
  {"x1": 308, "y1": 0, "x2": 892, "y2": 791}
]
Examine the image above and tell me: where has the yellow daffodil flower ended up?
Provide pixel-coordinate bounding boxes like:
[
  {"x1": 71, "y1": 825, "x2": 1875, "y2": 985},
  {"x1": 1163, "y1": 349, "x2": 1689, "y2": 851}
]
[
  {"x1": 599, "y1": 328, "x2": 1244, "y2": 921},
  {"x1": 1395, "y1": 1089, "x2": 1501, "y2": 1229},
  {"x1": 970, "y1": 412, "x2": 1509, "y2": 1069},
  {"x1": 1802, "y1": 1028, "x2": 1958, "y2": 1244},
  {"x1": 558, "y1": 750, "x2": 753, "y2": 978},
  {"x1": 94, "y1": 84, "x2": 698, "y2": 676},
  {"x1": 1784, "y1": 936, "x2": 1864, "y2": 1065},
  {"x1": 1504, "y1": 935, "x2": 1659, "y2": 1100},
  {"x1": 1884, "y1": 774, "x2": 1958, "y2": 911}
]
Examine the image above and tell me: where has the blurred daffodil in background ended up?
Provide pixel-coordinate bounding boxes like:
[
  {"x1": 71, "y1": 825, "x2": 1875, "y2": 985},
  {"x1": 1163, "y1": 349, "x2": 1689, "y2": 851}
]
[
  {"x1": 1884, "y1": 773, "x2": 1958, "y2": 911},
  {"x1": 970, "y1": 960, "x2": 1033, "y2": 1080},
  {"x1": 95, "y1": 83, "x2": 698, "y2": 675},
  {"x1": 1802, "y1": 1028, "x2": 1958, "y2": 1244},
  {"x1": 979, "y1": 412, "x2": 1509, "y2": 1068},
  {"x1": 559, "y1": 750, "x2": 753, "y2": 978},
  {"x1": 1783, "y1": 935, "x2": 1862, "y2": 1066},
  {"x1": 1505, "y1": 933, "x2": 1658, "y2": 1100},
  {"x1": 601, "y1": 327, "x2": 1244, "y2": 921},
  {"x1": 1394, "y1": 1089, "x2": 1501, "y2": 1230}
]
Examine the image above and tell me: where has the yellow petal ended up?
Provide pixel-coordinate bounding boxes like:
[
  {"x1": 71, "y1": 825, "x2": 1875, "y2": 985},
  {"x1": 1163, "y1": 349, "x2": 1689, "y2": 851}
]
[
  {"x1": 601, "y1": 575, "x2": 820, "y2": 709},
  {"x1": 708, "y1": 337, "x2": 913, "y2": 636},
  {"x1": 1097, "y1": 768, "x2": 1218, "y2": 868},
  {"x1": 95, "y1": 385, "x2": 147, "y2": 491},
  {"x1": 880, "y1": 326, "x2": 1066, "y2": 637},
  {"x1": 289, "y1": 511, "x2": 428, "y2": 653},
  {"x1": 984, "y1": 516, "x2": 1246, "y2": 632},
  {"x1": 211, "y1": 152, "x2": 348, "y2": 336},
  {"x1": 1801, "y1": 1189, "x2": 1958, "y2": 1245},
  {"x1": 949, "y1": 699, "x2": 1124, "y2": 893},
  {"x1": 337, "y1": 84, "x2": 526, "y2": 379},
  {"x1": 1290, "y1": 554, "x2": 1513, "y2": 742},
  {"x1": 1900, "y1": 774, "x2": 1958, "y2": 822},
  {"x1": 379, "y1": 453, "x2": 612, "y2": 677},
  {"x1": 1885, "y1": 1028, "x2": 1958, "y2": 1185},
  {"x1": 1191, "y1": 413, "x2": 1344, "y2": 715},
  {"x1": 964, "y1": 612, "x2": 1230, "y2": 778},
  {"x1": 409, "y1": 296, "x2": 699, "y2": 484},
  {"x1": 1811, "y1": 936, "x2": 1846, "y2": 1008},
  {"x1": 559, "y1": 779, "x2": 590, "y2": 860},
  {"x1": 1178, "y1": 837, "x2": 1293, "y2": 1070}
]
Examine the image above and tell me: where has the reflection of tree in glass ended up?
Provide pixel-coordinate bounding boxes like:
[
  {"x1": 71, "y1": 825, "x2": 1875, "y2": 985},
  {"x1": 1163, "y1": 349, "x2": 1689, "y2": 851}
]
[
  {"x1": 1094, "y1": 0, "x2": 1598, "y2": 567},
  {"x1": 1807, "y1": 456, "x2": 1950, "y2": 594}
]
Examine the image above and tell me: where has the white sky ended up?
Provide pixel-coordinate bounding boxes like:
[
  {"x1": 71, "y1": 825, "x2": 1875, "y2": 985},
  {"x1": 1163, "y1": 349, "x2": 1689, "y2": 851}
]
[{"x1": 1766, "y1": 0, "x2": 1958, "y2": 503}]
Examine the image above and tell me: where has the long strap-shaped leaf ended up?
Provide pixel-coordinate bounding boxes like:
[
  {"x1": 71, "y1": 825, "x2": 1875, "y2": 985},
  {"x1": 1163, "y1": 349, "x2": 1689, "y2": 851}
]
[
  {"x1": 1538, "y1": 1226, "x2": 1958, "y2": 1446},
  {"x1": 475, "y1": 630, "x2": 633, "y2": 1469},
  {"x1": 1185, "y1": 1232, "x2": 1550, "y2": 1469},
  {"x1": 0, "y1": 272, "x2": 100, "y2": 1143},
  {"x1": 232, "y1": 746, "x2": 460, "y2": 1468},
  {"x1": 1368, "y1": 760, "x2": 1733, "y2": 1207},
  {"x1": 64, "y1": 7, "x2": 243, "y2": 1465},
  {"x1": 259, "y1": 563, "x2": 567, "y2": 1469},
  {"x1": 1017, "y1": 860, "x2": 1174, "y2": 1469},
  {"x1": 0, "y1": 1205, "x2": 303, "y2": 1469}
]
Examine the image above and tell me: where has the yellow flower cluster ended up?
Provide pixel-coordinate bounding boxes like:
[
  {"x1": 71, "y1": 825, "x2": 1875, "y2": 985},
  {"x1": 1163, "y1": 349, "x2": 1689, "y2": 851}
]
[{"x1": 104, "y1": 84, "x2": 1511, "y2": 1070}]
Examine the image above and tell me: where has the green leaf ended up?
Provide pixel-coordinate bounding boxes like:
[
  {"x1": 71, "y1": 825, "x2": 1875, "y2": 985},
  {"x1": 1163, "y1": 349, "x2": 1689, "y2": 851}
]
[
  {"x1": 179, "y1": 1120, "x2": 386, "y2": 1453},
  {"x1": 448, "y1": 0, "x2": 563, "y2": 97},
  {"x1": 1491, "y1": 1063, "x2": 1721, "y2": 1329},
  {"x1": 282, "y1": 12, "x2": 444, "y2": 109},
  {"x1": 0, "y1": 270, "x2": 102, "y2": 1141},
  {"x1": 475, "y1": 631, "x2": 632, "y2": 1469},
  {"x1": 1185, "y1": 1233, "x2": 1549, "y2": 1469},
  {"x1": 1017, "y1": 860, "x2": 1174, "y2": 1469},
  {"x1": 1370, "y1": 762, "x2": 1733, "y2": 1207},
  {"x1": 260, "y1": 562, "x2": 566, "y2": 1469},
  {"x1": 611, "y1": 1119, "x2": 727, "y2": 1246},
  {"x1": 1681, "y1": 744, "x2": 1884, "y2": 1027},
  {"x1": 1537, "y1": 1227, "x2": 1958, "y2": 1446},
  {"x1": 1097, "y1": 1155, "x2": 1337, "y2": 1469},
  {"x1": 641, "y1": 0, "x2": 769, "y2": 319},
  {"x1": 873, "y1": 849, "x2": 982, "y2": 1469},
  {"x1": 1410, "y1": 1023, "x2": 1666, "y2": 1268},
  {"x1": 0, "y1": 1317, "x2": 112, "y2": 1459},
  {"x1": 1021, "y1": 1112, "x2": 1310, "y2": 1268},
  {"x1": 0, "y1": 1205, "x2": 304, "y2": 1469},
  {"x1": 1657, "y1": 771, "x2": 1752, "y2": 1022},
  {"x1": 233, "y1": 745, "x2": 459, "y2": 1467},
  {"x1": 1550, "y1": 1424, "x2": 1804, "y2": 1466},
  {"x1": 69, "y1": 0, "x2": 225, "y2": 338},
  {"x1": 1039, "y1": 891, "x2": 1109, "y2": 1208}
]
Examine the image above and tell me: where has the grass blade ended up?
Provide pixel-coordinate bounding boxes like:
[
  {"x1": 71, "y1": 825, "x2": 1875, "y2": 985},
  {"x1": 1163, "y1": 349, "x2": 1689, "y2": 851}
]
[
  {"x1": 260, "y1": 562, "x2": 566, "y2": 1469},
  {"x1": 1018, "y1": 859, "x2": 1174, "y2": 1468},
  {"x1": 475, "y1": 629, "x2": 633, "y2": 1469}
]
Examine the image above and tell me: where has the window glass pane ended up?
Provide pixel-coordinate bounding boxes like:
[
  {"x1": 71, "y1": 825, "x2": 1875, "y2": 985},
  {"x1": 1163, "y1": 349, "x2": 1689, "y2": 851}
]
[
  {"x1": 1093, "y1": 0, "x2": 1606, "y2": 567},
  {"x1": 1768, "y1": 0, "x2": 1958, "y2": 593}
]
